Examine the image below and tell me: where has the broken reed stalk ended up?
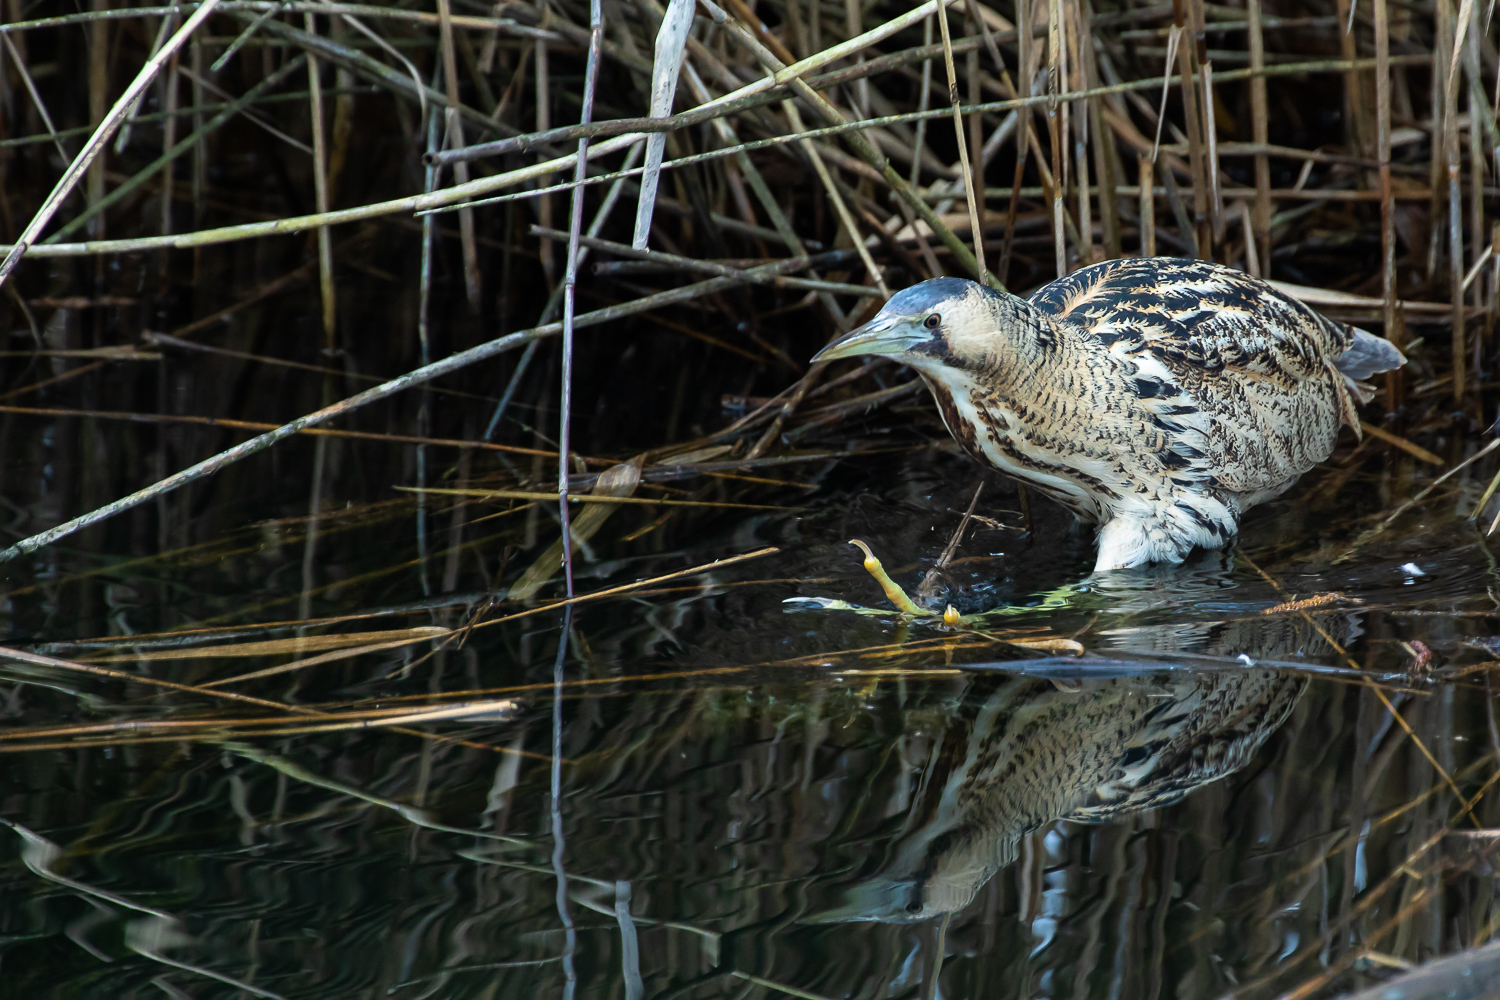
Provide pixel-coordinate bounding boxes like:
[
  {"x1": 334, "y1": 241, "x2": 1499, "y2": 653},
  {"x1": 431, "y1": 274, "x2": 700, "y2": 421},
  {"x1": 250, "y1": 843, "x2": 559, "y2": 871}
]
[{"x1": 0, "y1": 0, "x2": 223, "y2": 287}]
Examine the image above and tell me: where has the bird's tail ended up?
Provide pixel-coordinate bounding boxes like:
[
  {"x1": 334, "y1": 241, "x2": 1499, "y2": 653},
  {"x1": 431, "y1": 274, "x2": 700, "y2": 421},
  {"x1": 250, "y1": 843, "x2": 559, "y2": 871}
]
[
  {"x1": 1334, "y1": 328, "x2": 1407, "y2": 405},
  {"x1": 1335, "y1": 329, "x2": 1407, "y2": 381}
]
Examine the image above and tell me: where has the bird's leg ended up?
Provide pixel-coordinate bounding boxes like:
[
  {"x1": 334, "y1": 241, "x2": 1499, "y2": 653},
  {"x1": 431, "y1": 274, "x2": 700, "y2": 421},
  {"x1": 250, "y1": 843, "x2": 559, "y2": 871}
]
[
  {"x1": 851, "y1": 538, "x2": 1088, "y2": 622},
  {"x1": 849, "y1": 539, "x2": 926, "y2": 615},
  {"x1": 851, "y1": 540, "x2": 969, "y2": 624},
  {"x1": 783, "y1": 539, "x2": 963, "y2": 622},
  {"x1": 786, "y1": 540, "x2": 1089, "y2": 625}
]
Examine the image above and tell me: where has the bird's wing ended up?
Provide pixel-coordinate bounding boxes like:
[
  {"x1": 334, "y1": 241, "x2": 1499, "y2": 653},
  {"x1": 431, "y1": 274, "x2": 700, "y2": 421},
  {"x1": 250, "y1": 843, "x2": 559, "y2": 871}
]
[{"x1": 1027, "y1": 258, "x2": 1358, "y2": 496}]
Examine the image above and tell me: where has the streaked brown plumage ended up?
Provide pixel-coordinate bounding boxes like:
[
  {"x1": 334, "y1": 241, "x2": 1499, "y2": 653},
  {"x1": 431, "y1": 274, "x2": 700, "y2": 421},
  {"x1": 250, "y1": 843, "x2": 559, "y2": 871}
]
[
  {"x1": 814, "y1": 664, "x2": 1308, "y2": 922},
  {"x1": 813, "y1": 258, "x2": 1406, "y2": 571}
]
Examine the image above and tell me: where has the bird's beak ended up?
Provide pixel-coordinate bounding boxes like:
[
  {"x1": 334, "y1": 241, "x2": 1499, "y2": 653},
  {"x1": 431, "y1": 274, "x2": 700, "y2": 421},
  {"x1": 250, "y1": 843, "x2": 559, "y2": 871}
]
[{"x1": 810, "y1": 314, "x2": 926, "y2": 364}]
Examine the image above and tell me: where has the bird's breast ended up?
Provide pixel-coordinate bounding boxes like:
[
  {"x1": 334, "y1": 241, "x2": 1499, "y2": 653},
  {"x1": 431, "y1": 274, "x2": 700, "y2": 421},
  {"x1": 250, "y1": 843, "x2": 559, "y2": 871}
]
[{"x1": 920, "y1": 371, "x2": 1113, "y2": 521}]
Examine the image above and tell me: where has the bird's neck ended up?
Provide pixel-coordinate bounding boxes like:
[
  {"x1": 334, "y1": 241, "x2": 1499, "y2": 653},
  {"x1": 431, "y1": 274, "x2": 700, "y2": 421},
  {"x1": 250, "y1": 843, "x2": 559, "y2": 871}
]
[{"x1": 969, "y1": 292, "x2": 1070, "y2": 397}]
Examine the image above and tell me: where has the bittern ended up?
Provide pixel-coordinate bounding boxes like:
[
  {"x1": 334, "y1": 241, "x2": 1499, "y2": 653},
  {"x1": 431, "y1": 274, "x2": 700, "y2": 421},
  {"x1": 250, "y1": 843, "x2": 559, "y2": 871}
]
[{"x1": 813, "y1": 259, "x2": 1406, "y2": 572}]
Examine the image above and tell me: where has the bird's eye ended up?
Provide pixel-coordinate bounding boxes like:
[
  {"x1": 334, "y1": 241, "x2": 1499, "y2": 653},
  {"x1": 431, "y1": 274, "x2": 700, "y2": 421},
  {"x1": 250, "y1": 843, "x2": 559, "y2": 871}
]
[{"x1": 924, "y1": 313, "x2": 941, "y2": 330}]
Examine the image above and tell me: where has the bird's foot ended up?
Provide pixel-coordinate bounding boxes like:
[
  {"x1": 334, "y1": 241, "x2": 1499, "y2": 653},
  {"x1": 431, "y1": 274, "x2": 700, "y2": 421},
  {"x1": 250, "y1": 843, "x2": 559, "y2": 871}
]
[
  {"x1": 785, "y1": 540, "x2": 1088, "y2": 624},
  {"x1": 783, "y1": 540, "x2": 965, "y2": 624}
]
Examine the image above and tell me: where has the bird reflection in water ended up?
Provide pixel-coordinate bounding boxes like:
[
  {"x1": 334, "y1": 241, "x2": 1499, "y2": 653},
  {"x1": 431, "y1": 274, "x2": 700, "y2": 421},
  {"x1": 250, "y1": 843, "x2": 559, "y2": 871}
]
[
  {"x1": 791, "y1": 548, "x2": 1362, "y2": 924},
  {"x1": 810, "y1": 663, "x2": 1307, "y2": 923}
]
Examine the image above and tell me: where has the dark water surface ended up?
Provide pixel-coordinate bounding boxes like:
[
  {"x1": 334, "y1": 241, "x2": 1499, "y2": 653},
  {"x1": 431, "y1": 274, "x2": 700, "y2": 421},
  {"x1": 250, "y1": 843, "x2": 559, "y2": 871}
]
[{"x1": 3, "y1": 418, "x2": 1500, "y2": 1000}]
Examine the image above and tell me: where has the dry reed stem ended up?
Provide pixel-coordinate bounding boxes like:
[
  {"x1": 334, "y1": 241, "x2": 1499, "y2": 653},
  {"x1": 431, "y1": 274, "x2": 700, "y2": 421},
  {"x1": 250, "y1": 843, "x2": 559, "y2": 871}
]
[
  {"x1": 1138, "y1": 154, "x2": 1156, "y2": 254},
  {"x1": 1359, "y1": 421, "x2": 1445, "y2": 465},
  {"x1": 781, "y1": 101, "x2": 890, "y2": 295},
  {"x1": 0, "y1": 644, "x2": 329, "y2": 716},
  {"x1": 435, "y1": 0, "x2": 480, "y2": 311},
  {"x1": 556, "y1": 0, "x2": 604, "y2": 600},
  {"x1": 1440, "y1": 0, "x2": 1466, "y2": 401},
  {"x1": 0, "y1": 404, "x2": 571, "y2": 457},
  {"x1": 706, "y1": 0, "x2": 987, "y2": 281},
  {"x1": 1173, "y1": 0, "x2": 1208, "y2": 257},
  {"x1": 1372, "y1": 69, "x2": 1402, "y2": 390},
  {"x1": 246, "y1": 14, "x2": 501, "y2": 138},
  {"x1": 1068, "y1": 0, "x2": 1092, "y2": 266},
  {"x1": 0, "y1": 2, "x2": 551, "y2": 37},
  {"x1": 0, "y1": 699, "x2": 518, "y2": 745},
  {"x1": 1047, "y1": 0, "x2": 1066, "y2": 274},
  {"x1": 937, "y1": 3, "x2": 989, "y2": 285},
  {"x1": 1242, "y1": 0, "x2": 1266, "y2": 271},
  {"x1": 0, "y1": 255, "x2": 825, "y2": 561},
  {"x1": 536, "y1": 226, "x2": 878, "y2": 296},
  {"x1": 0, "y1": 33, "x2": 66, "y2": 162},
  {"x1": 1345, "y1": 437, "x2": 1500, "y2": 552},
  {"x1": 303, "y1": 17, "x2": 336, "y2": 348},
  {"x1": 48, "y1": 55, "x2": 310, "y2": 244},
  {"x1": 0, "y1": 0, "x2": 223, "y2": 288},
  {"x1": 0, "y1": 54, "x2": 1433, "y2": 261},
  {"x1": 1195, "y1": 12, "x2": 1225, "y2": 246},
  {"x1": 403, "y1": 487, "x2": 798, "y2": 512}
]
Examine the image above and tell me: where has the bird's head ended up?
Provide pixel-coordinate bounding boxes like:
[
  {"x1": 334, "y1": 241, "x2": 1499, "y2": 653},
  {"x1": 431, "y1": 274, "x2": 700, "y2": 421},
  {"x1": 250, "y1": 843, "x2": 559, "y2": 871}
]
[{"x1": 811, "y1": 277, "x2": 1024, "y2": 372}]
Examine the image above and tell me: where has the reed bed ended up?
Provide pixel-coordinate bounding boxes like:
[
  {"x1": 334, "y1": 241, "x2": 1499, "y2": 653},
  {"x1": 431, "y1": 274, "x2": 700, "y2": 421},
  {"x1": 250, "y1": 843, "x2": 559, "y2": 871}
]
[
  {"x1": 1, "y1": 1, "x2": 1499, "y2": 997},
  {"x1": 0, "y1": 0, "x2": 1495, "y2": 567}
]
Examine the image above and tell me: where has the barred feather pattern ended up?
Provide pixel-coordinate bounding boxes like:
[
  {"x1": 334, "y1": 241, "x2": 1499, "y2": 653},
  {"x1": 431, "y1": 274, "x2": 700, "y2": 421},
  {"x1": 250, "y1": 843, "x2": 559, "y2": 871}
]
[
  {"x1": 907, "y1": 258, "x2": 1394, "y2": 570},
  {"x1": 820, "y1": 663, "x2": 1308, "y2": 922}
]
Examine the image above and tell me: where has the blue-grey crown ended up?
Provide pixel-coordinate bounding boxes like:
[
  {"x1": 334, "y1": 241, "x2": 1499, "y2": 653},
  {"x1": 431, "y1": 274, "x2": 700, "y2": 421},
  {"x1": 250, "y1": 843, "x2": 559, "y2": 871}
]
[{"x1": 883, "y1": 277, "x2": 978, "y2": 317}]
